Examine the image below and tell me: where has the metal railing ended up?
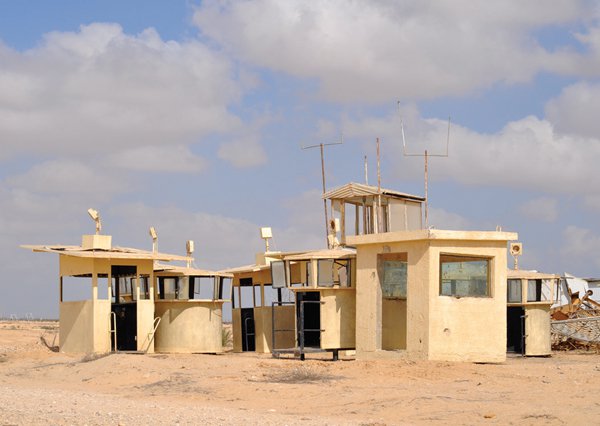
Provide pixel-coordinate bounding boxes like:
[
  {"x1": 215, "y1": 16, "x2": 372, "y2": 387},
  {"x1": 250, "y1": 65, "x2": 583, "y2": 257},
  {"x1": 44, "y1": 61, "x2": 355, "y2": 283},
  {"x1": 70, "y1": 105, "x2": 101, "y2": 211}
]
[
  {"x1": 298, "y1": 299, "x2": 325, "y2": 361},
  {"x1": 110, "y1": 311, "x2": 117, "y2": 352},
  {"x1": 243, "y1": 316, "x2": 255, "y2": 352},
  {"x1": 145, "y1": 317, "x2": 161, "y2": 353}
]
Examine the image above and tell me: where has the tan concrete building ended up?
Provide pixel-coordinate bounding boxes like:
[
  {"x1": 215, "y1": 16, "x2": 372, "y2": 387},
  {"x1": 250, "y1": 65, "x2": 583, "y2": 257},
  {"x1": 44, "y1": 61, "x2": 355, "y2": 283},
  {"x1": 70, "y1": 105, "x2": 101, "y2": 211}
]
[
  {"x1": 347, "y1": 229, "x2": 518, "y2": 363},
  {"x1": 227, "y1": 248, "x2": 357, "y2": 360},
  {"x1": 23, "y1": 233, "x2": 190, "y2": 353},
  {"x1": 24, "y1": 230, "x2": 231, "y2": 355}
]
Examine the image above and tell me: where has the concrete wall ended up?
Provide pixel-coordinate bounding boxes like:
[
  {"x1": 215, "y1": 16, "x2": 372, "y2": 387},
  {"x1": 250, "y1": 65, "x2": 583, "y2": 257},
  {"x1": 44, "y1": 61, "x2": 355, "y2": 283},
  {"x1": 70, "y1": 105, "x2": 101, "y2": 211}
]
[
  {"x1": 137, "y1": 299, "x2": 156, "y2": 352},
  {"x1": 154, "y1": 301, "x2": 223, "y2": 353},
  {"x1": 320, "y1": 289, "x2": 356, "y2": 350},
  {"x1": 426, "y1": 241, "x2": 507, "y2": 363},
  {"x1": 232, "y1": 308, "x2": 242, "y2": 352},
  {"x1": 59, "y1": 300, "x2": 110, "y2": 353}
]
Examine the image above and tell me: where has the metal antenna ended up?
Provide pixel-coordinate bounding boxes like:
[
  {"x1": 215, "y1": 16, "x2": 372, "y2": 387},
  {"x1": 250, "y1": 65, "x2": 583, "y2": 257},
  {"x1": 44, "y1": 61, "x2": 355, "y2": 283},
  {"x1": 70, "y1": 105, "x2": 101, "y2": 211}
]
[
  {"x1": 398, "y1": 101, "x2": 450, "y2": 228},
  {"x1": 302, "y1": 133, "x2": 344, "y2": 248}
]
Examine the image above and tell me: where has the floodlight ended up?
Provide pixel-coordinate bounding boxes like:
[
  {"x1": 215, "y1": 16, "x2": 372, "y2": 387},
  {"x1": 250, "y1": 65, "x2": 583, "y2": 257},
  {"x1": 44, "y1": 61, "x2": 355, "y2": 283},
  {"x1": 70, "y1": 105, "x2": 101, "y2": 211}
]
[
  {"x1": 87, "y1": 208, "x2": 101, "y2": 235},
  {"x1": 260, "y1": 227, "x2": 272, "y2": 239},
  {"x1": 510, "y1": 242, "x2": 523, "y2": 270},
  {"x1": 186, "y1": 240, "x2": 194, "y2": 268},
  {"x1": 186, "y1": 240, "x2": 194, "y2": 255},
  {"x1": 260, "y1": 226, "x2": 273, "y2": 252},
  {"x1": 149, "y1": 226, "x2": 158, "y2": 253}
]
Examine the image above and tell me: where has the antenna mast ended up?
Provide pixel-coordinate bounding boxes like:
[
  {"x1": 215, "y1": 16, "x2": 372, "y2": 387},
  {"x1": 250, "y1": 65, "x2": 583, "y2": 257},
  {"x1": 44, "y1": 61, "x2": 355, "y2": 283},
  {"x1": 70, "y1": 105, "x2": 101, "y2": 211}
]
[
  {"x1": 399, "y1": 102, "x2": 450, "y2": 228},
  {"x1": 302, "y1": 134, "x2": 343, "y2": 248}
]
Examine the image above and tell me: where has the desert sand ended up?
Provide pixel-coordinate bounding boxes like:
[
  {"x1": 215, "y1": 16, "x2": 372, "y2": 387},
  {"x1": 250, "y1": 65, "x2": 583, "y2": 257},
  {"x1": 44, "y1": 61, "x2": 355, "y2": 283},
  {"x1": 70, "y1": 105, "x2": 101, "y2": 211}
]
[{"x1": 0, "y1": 320, "x2": 599, "y2": 425}]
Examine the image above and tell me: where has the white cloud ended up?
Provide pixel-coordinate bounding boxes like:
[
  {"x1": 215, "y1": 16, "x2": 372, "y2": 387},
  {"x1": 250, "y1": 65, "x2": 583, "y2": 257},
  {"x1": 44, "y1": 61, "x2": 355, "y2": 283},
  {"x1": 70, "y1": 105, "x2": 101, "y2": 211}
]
[
  {"x1": 344, "y1": 105, "x2": 600, "y2": 197},
  {"x1": 428, "y1": 207, "x2": 472, "y2": 230},
  {"x1": 0, "y1": 23, "x2": 242, "y2": 162},
  {"x1": 518, "y1": 197, "x2": 559, "y2": 222},
  {"x1": 561, "y1": 225, "x2": 600, "y2": 270},
  {"x1": 217, "y1": 136, "x2": 267, "y2": 168},
  {"x1": 545, "y1": 82, "x2": 600, "y2": 139},
  {"x1": 109, "y1": 145, "x2": 207, "y2": 173},
  {"x1": 5, "y1": 159, "x2": 128, "y2": 198},
  {"x1": 194, "y1": 0, "x2": 589, "y2": 103}
]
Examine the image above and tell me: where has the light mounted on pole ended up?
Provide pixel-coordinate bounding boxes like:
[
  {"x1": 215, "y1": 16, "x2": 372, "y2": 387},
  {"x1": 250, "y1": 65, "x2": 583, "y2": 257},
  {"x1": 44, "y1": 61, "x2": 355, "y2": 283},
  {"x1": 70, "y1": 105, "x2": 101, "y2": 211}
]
[{"x1": 87, "y1": 208, "x2": 101, "y2": 235}]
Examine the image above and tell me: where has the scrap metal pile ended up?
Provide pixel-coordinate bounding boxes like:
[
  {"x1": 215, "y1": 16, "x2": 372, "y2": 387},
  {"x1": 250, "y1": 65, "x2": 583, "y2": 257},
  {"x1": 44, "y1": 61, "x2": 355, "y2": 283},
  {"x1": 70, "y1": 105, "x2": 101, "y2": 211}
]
[{"x1": 551, "y1": 289, "x2": 600, "y2": 351}]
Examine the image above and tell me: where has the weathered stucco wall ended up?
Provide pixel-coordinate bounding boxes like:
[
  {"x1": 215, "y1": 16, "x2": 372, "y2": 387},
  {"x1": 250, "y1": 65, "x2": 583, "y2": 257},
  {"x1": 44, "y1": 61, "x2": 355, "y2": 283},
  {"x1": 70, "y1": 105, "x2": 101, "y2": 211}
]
[
  {"x1": 426, "y1": 241, "x2": 507, "y2": 363},
  {"x1": 154, "y1": 301, "x2": 223, "y2": 353},
  {"x1": 59, "y1": 300, "x2": 110, "y2": 353}
]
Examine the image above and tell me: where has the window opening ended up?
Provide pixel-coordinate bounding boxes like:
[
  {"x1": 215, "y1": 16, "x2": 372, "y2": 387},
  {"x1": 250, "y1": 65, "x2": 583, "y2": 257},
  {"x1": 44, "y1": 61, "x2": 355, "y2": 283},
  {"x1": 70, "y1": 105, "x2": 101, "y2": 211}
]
[
  {"x1": 440, "y1": 254, "x2": 490, "y2": 297},
  {"x1": 507, "y1": 279, "x2": 522, "y2": 303},
  {"x1": 378, "y1": 253, "x2": 408, "y2": 299}
]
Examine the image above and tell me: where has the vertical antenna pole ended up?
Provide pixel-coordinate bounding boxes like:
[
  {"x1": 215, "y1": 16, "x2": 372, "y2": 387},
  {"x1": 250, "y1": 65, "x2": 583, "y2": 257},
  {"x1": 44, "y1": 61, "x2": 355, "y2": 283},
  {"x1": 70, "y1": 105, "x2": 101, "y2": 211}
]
[
  {"x1": 302, "y1": 136, "x2": 343, "y2": 248},
  {"x1": 364, "y1": 155, "x2": 368, "y2": 185},
  {"x1": 377, "y1": 138, "x2": 382, "y2": 234},
  {"x1": 319, "y1": 143, "x2": 329, "y2": 247},
  {"x1": 424, "y1": 149, "x2": 429, "y2": 228}
]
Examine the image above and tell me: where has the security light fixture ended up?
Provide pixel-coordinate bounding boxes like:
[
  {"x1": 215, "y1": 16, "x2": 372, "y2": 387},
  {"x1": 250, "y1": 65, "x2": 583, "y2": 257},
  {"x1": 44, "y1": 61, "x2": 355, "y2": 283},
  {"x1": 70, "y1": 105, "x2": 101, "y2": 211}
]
[
  {"x1": 186, "y1": 240, "x2": 194, "y2": 268},
  {"x1": 510, "y1": 242, "x2": 523, "y2": 270},
  {"x1": 149, "y1": 226, "x2": 158, "y2": 253},
  {"x1": 260, "y1": 227, "x2": 272, "y2": 252},
  {"x1": 87, "y1": 208, "x2": 101, "y2": 235}
]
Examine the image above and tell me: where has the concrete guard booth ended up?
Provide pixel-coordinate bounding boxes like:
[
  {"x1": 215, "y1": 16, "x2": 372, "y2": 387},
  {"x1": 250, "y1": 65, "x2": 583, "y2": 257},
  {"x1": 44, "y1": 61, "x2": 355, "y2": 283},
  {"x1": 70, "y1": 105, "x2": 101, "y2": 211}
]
[
  {"x1": 227, "y1": 248, "x2": 356, "y2": 360},
  {"x1": 277, "y1": 248, "x2": 356, "y2": 360},
  {"x1": 153, "y1": 264, "x2": 232, "y2": 353},
  {"x1": 227, "y1": 251, "x2": 297, "y2": 354},
  {"x1": 506, "y1": 269, "x2": 557, "y2": 356},
  {"x1": 347, "y1": 229, "x2": 518, "y2": 363},
  {"x1": 23, "y1": 234, "x2": 190, "y2": 354}
]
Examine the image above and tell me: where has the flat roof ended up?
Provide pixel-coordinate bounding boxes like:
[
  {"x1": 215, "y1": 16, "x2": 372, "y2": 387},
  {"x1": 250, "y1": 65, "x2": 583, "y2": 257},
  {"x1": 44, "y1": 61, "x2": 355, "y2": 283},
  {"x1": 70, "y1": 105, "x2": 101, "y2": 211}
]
[
  {"x1": 347, "y1": 229, "x2": 518, "y2": 246},
  {"x1": 22, "y1": 244, "x2": 191, "y2": 262}
]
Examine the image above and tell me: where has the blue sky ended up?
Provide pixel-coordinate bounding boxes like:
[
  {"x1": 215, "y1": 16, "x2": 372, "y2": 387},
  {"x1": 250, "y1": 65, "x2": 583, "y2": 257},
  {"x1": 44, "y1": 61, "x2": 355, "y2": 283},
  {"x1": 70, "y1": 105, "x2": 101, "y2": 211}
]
[{"x1": 2, "y1": 1, "x2": 600, "y2": 318}]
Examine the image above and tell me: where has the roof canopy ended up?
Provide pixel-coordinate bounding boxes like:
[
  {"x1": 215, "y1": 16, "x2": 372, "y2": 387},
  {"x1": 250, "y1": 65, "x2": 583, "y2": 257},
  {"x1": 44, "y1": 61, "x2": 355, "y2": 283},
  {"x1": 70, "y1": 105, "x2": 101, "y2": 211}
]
[
  {"x1": 323, "y1": 182, "x2": 425, "y2": 204},
  {"x1": 284, "y1": 248, "x2": 356, "y2": 261},
  {"x1": 154, "y1": 263, "x2": 232, "y2": 277},
  {"x1": 22, "y1": 244, "x2": 191, "y2": 262}
]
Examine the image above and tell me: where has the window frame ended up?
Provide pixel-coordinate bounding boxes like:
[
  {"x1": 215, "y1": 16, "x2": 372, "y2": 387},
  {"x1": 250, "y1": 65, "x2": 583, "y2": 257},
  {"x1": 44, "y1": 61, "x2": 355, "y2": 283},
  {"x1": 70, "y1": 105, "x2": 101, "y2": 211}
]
[{"x1": 439, "y1": 253, "x2": 492, "y2": 298}]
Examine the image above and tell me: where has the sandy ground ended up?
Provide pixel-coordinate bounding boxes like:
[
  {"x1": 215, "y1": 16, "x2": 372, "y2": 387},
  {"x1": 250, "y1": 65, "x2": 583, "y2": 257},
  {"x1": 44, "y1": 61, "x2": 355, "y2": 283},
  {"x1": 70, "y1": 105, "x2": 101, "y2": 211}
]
[{"x1": 1, "y1": 321, "x2": 599, "y2": 425}]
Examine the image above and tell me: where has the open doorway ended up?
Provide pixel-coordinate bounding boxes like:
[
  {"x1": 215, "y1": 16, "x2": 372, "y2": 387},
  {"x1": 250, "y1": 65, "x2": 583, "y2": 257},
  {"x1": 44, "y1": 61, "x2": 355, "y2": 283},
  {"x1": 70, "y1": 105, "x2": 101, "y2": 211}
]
[
  {"x1": 507, "y1": 306, "x2": 525, "y2": 354},
  {"x1": 111, "y1": 265, "x2": 138, "y2": 351},
  {"x1": 296, "y1": 291, "x2": 320, "y2": 348}
]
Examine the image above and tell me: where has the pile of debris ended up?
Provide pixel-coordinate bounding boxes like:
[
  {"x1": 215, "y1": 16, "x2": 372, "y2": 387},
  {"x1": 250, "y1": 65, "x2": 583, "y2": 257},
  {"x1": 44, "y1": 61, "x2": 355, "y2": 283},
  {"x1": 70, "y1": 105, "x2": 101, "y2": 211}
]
[{"x1": 551, "y1": 286, "x2": 600, "y2": 351}]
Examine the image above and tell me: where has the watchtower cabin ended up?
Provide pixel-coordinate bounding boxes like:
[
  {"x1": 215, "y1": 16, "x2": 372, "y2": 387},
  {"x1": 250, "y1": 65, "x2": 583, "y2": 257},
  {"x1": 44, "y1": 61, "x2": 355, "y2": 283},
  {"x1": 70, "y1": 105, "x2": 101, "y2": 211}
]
[
  {"x1": 323, "y1": 182, "x2": 426, "y2": 245},
  {"x1": 506, "y1": 269, "x2": 557, "y2": 356},
  {"x1": 153, "y1": 264, "x2": 232, "y2": 353},
  {"x1": 275, "y1": 248, "x2": 356, "y2": 360},
  {"x1": 23, "y1": 233, "x2": 190, "y2": 353}
]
